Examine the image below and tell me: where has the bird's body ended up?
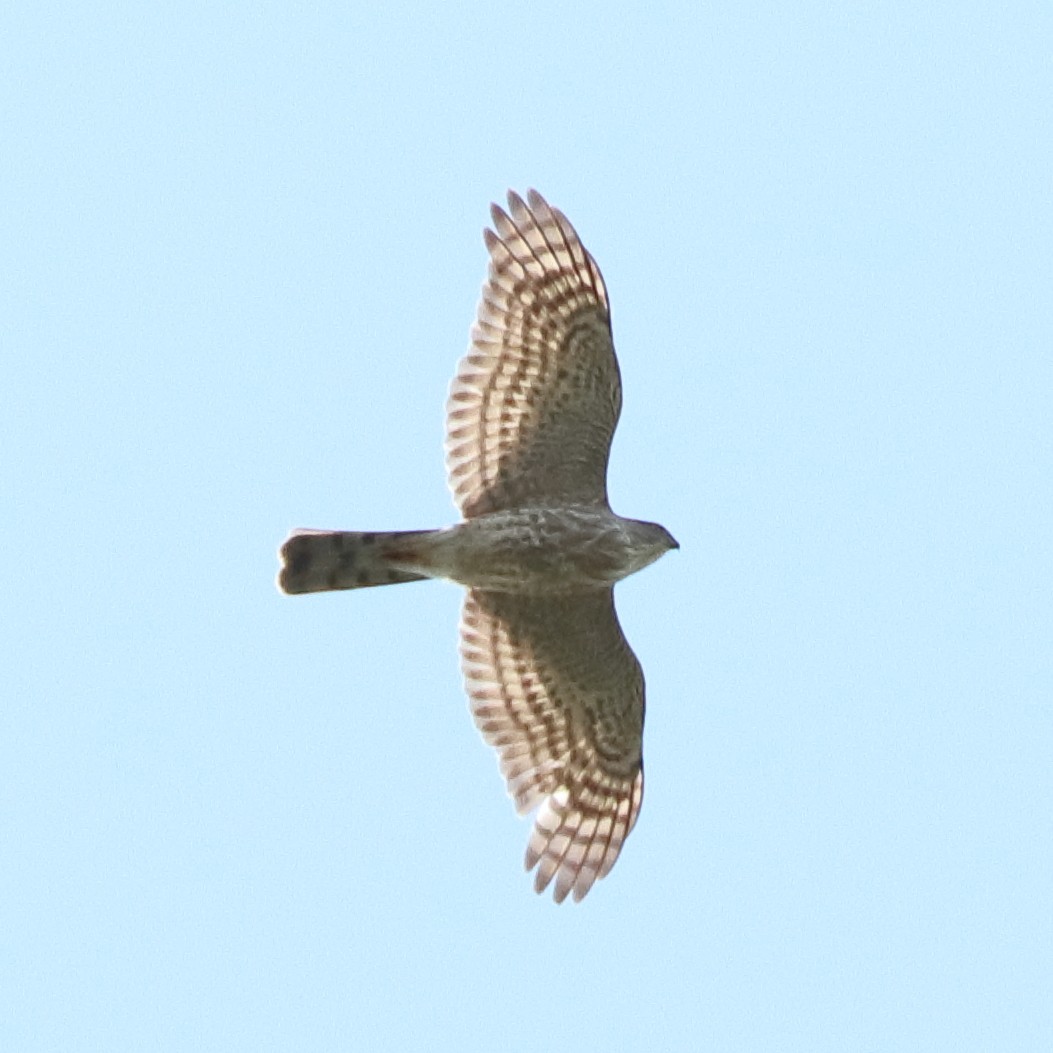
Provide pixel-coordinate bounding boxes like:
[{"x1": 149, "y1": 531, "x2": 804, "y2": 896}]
[
  {"x1": 281, "y1": 507, "x2": 674, "y2": 595},
  {"x1": 278, "y1": 190, "x2": 676, "y2": 903}
]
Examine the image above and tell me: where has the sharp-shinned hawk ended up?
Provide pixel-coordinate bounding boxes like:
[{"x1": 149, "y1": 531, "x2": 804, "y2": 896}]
[{"x1": 278, "y1": 190, "x2": 677, "y2": 902}]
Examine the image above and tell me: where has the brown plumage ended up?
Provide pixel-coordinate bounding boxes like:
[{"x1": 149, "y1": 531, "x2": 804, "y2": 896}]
[{"x1": 278, "y1": 190, "x2": 677, "y2": 902}]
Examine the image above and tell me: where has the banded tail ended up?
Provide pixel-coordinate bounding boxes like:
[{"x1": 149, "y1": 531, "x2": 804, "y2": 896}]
[{"x1": 277, "y1": 529, "x2": 435, "y2": 594}]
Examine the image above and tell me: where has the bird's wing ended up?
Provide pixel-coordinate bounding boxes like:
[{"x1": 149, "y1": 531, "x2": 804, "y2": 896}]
[
  {"x1": 446, "y1": 190, "x2": 621, "y2": 517},
  {"x1": 460, "y1": 587, "x2": 645, "y2": 903}
]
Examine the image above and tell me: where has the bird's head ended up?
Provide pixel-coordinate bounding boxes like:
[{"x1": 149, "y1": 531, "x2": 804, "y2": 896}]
[{"x1": 624, "y1": 518, "x2": 679, "y2": 574}]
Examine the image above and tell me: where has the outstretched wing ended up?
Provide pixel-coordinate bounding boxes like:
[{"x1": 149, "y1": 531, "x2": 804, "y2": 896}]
[
  {"x1": 446, "y1": 189, "x2": 622, "y2": 518},
  {"x1": 460, "y1": 588, "x2": 645, "y2": 903}
]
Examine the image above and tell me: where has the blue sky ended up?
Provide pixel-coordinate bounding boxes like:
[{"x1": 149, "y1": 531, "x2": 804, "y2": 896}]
[{"x1": 3, "y1": 1, "x2": 1051, "y2": 1050}]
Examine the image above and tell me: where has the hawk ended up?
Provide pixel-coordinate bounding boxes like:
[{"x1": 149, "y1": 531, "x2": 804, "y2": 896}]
[{"x1": 278, "y1": 190, "x2": 678, "y2": 902}]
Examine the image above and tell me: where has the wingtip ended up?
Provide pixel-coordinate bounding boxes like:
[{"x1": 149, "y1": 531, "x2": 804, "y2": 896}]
[{"x1": 525, "y1": 187, "x2": 547, "y2": 212}]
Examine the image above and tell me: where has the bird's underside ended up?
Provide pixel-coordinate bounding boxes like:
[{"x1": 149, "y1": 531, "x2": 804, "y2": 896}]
[
  {"x1": 280, "y1": 506, "x2": 673, "y2": 595},
  {"x1": 278, "y1": 190, "x2": 676, "y2": 902}
]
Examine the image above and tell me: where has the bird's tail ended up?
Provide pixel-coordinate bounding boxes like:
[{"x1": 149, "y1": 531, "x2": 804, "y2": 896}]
[{"x1": 277, "y1": 529, "x2": 435, "y2": 594}]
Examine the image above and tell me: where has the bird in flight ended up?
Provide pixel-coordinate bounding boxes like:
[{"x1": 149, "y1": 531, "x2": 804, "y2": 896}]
[{"x1": 278, "y1": 190, "x2": 677, "y2": 902}]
